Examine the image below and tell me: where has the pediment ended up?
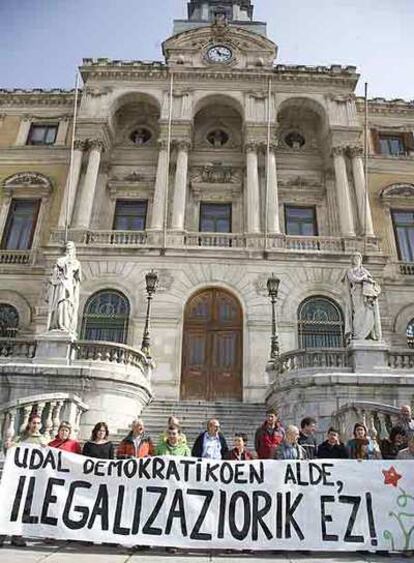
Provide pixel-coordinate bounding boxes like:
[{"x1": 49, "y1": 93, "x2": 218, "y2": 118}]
[
  {"x1": 381, "y1": 183, "x2": 414, "y2": 199},
  {"x1": 163, "y1": 24, "x2": 277, "y2": 69},
  {"x1": 2, "y1": 172, "x2": 53, "y2": 198}
]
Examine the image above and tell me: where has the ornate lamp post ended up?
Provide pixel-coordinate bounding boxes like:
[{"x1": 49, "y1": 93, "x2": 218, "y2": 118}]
[
  {"x1": 141, "y1": 270, "x2": 159, "y2": 358},
  {"x1": 267, "y1": 274, "x2": 280, "y2": 366}
]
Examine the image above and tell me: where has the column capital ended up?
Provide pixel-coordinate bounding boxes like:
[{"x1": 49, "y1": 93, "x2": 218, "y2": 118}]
[
  {"x1": 348, "y1": 144, "x2": 364, "y2": 158},
  {"x1": 331, "y1": 144, "x2": 347, "y2": 157},
  {"x1": 173, "y1": 139, "x2": 192, "y2": 152},
  {"x1": 74, "y1": 139, "x2": 88, "y2": 151},
  {"x1": 88, "y1": 138, "x2": 105, "y2": 152},
  {"x1": 245, "y1": 141, "x2": 260, "y2": 153},
  {"x1": 158, "y1": 139, "x2": 170, "y2": 151},
  {"x1": 255, "y1": 141, "x2": 278, "y2": 154}
]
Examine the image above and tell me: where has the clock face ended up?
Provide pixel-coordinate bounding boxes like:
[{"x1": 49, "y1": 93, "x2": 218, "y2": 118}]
[{"x1": 206, "y1": 45, "x2": 233, "y2": 64}]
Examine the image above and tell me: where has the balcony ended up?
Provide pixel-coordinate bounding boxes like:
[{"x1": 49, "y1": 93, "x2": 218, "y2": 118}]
[
  {"x1": 0, "y1": 337, "x2": 154, "y2": 437},
  {"x1": 399, "y1": 262, "x2": 414, "y2": 275},
  {"x1": 0, "y1": 392, "x2": 88, "y2": 443},
  {"x1": 0, "y1": 249, "x2": 33, "y2": 265},
  {"x1": 266, "y1": 346, "x2": 414, "y2": 435},
  {"x1": 49, "y1": 229, "x2": 381, "y2": 254},
  {"x1": 275, "y1": 348, "x2": 351, "y2": 375}
]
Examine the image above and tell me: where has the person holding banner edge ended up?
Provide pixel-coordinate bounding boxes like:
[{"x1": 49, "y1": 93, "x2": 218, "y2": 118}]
[{"x1": 0, "y1": 413, "x2": 48, "y2": 548}]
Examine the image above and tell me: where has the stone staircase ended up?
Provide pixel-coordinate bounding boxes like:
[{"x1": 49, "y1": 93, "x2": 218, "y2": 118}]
[{"x1": 115, "y1": 400, "x2": 267, "y2": 451}]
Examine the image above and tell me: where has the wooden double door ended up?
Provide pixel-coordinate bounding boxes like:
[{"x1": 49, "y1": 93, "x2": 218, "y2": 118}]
[{"x1": 180, "y1": 288, "x2": 243, "y2": 401}]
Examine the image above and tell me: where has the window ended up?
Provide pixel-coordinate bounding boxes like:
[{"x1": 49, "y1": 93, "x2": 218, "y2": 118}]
[
  {"x1": 407, "y1": 319, "x2": 414, "y2": 349},
  {"x1": 27, "y1": 124, "x2": 57, "y2": 146},
  {"x1": 392, "y1": 210, "x2": 414, "y2": 262},
  {"x1": 285, "y1": 206, "x2": 317, "y2": 236},
  {"x1": 0, "y1": 304, "x2": 19, "y2": 337},
  {"x1": 113, "y1": 200, "x2": 148, "y2": 231},
  {"x1": 1, "y1": 199, "x2": 40, "y2": 250},
  {"x1": 298, "y1": 297, "x2": 344, "y2": 349},
  {"x1": 130, "y1": 128, "x2": 152, "y2": 145},
  {"x1": 207, "y1": 129, "x2": 229, "y2": 148},
  {"x1": 200, "y1": 203, "x2": 231, "y2": 233},
  {"x1": 379, "y1": 135, "x2": 405, "y2": 156},
  {"x1": 285, "y1": 132, "x2": 305, "y2": 149},
  {"x1": 81, "y1": 290, "x2": 130, "y2": 344}
]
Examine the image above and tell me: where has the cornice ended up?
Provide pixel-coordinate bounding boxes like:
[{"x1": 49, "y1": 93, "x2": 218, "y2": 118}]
[
  {"x1": 356, "y1": 97, "x2": 414, "y2": 115},
  {"x1": 0, "y1": 89, "x2": 78, "y2": 107}
]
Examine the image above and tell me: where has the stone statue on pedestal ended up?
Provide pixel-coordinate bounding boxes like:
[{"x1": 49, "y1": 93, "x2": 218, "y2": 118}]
[
  {"x1": 47, "y1": 241, "x2": 81, "y2": 335},
  {"x1": 345, "y1": 252, "x2": 382, "y2": 341}
]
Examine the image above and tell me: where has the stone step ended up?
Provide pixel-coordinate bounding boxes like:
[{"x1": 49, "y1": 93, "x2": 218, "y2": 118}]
[{"x1": 114, "y1": 399, "x2": 267, "y2": 449}]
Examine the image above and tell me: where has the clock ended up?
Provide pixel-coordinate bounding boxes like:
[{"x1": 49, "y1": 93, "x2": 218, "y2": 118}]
[{"x1": 206, "y1": 45, "x2": 233, "y2": 64}]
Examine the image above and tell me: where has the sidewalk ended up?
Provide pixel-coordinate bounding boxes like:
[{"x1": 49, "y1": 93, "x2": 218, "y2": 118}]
[{"x1": 0, "y1": 541, "x2": 411, "y2": 563}]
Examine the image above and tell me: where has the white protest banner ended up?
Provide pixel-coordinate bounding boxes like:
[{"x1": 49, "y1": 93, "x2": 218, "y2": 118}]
[{"x1": 0, "y1": 444, "x2": 413, "y2": 551}]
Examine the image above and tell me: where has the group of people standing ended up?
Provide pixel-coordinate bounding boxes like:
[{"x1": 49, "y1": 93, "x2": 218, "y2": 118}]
[{"x1": 1, "y1": 404, "x2": 413, "y2": 549}]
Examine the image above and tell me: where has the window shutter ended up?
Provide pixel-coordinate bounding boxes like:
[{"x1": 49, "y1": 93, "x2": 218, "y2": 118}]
[
  {"x1": 370, "y1": 129, "x2": 381, "y2": 154},
  {"x1": 403, "y1": 131, "x2": 414, "y2": 153}
]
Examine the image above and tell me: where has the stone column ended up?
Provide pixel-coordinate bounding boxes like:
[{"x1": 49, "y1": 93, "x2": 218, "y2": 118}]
[
  {"x1": 171, "y1": 141, "x2": 190, "y2": 231},
  {"x1": 150, "y1": 140, "x2": 170, "y2": 230},
  {"x1": 73, "y1": 139, "x2": 104, "y2": 229},
  {"x1": 246, "y1": 143, "x2": 261, "y2": 234},
  {"x1": 267, "y1": 144, "x2": 281, "y2": 234},
  {"x1": 58, "y1": 139, "x2": 85, "y2": 229},
  {"x1": 332, "y1": 146, "x2": 355, "y2": 237},
  {"x1": 349, "y1": 145, "x2": 375, "y2": 237}
]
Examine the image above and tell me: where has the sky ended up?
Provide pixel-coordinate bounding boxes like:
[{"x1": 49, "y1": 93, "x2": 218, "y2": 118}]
[{"x1": 0, "y1": 0, "x2": 413, "y2": 100}]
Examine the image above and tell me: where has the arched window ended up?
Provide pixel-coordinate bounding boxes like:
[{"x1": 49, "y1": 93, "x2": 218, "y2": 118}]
[
  {"x1": 298, "y1": 297, "x2": 344, "y2": 349},
  {"x1": 407, "y1": 319, "x2": 414, "y2": 349},
  {"x1": 81, "y1": 290, "x2": 130, "y2": 344},
  {"x1": 0, "y1": 303, "x2": 19, "y2": 337}
]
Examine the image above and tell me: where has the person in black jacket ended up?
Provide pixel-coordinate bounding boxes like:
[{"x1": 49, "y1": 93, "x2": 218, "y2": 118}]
[
  {"x1": 317, "y1": 427, "x2": 348, "y2": 459},
  {"x1": 192, "y1": 418, "x2": 229, "y2": 459}
]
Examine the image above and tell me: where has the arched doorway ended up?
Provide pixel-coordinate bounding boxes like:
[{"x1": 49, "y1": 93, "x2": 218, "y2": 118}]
[{"x1": 181, "y1": 288, "x2": 243, "y2": 401}]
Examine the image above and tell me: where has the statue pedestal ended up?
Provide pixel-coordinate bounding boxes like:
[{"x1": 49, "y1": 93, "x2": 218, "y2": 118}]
[
  {"x1": 35, "y1": 330, "x2": 76, "y2": 364},
  {"x1": 348, "y1": 340, "x2": 389, "y2": 372}
]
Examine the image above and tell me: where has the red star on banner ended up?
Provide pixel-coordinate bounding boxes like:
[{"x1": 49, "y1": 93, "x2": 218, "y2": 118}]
[{"x1": 382, "y1": 466, "x2": 402, "y2": 487}]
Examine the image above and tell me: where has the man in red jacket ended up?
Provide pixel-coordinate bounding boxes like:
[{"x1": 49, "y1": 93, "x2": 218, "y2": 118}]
[{"x1": 254, "y1": 408, "x2": 285, "y2": 459}]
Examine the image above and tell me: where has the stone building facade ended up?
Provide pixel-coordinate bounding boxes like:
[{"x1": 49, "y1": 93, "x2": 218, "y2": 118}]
[{"x1": 0, "y1": 0, "x2": 413, "y2": 441}]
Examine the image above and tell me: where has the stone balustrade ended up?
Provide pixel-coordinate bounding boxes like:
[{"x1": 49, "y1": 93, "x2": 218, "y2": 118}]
[
  {"x1": 0, "y1": 337, "x2": 37, "y2": 359},
  {"x1": 49, "y1": 229, "x2": 381, "y2": 254},
  {"x1": 333, "y1": 401, "x2": 400, "y2": 441},
  {"x1": 399, "y1": 262, "x2": 414, "y2": 275},
  {"x1": 0, "y1": 250, "x2": 32, "y2": 265},
  {"x1": 387, "y1": 350, "x2": 414, "y2": 369},
  {"x1": 72, "y1": 340, "x2": 150, "y2": 371},
  {"x1": 184, "y1": 232, "x2": 246, "y2": 248},
  {"x1": 276, "y1": 348, "x2": 350, "y2": 374},
  {"x1": 85, "y1": 230, "x2": 147, "y2": 246},
  {"x1": 0, "y1": 392, "x2": 88, "y2": 444}
]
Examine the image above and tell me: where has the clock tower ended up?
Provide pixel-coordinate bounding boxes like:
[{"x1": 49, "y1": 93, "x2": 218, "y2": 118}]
[{"x1": 173, "y1": 0, "x2": 267, "y2": 37}]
